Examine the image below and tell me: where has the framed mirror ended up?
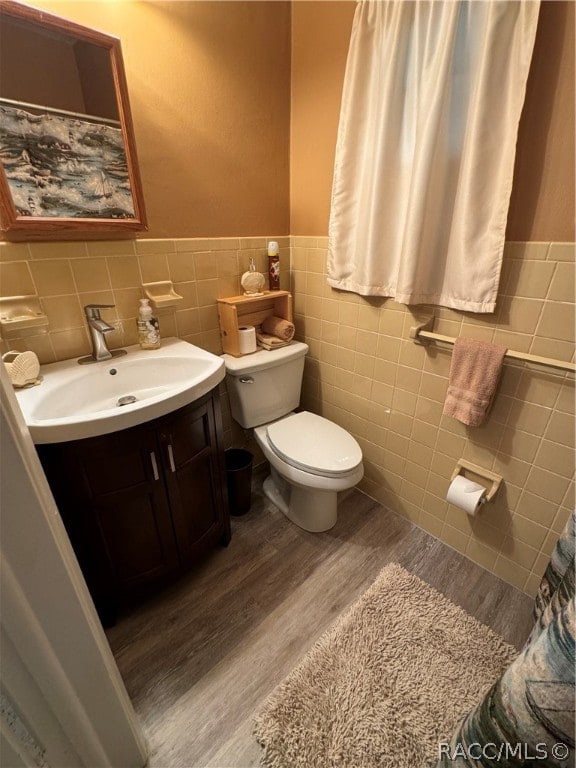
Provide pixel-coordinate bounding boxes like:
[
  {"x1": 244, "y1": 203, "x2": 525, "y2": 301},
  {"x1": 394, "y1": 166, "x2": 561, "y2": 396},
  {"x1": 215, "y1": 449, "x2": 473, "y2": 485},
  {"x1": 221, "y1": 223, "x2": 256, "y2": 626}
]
[{"x1": 0, "y1": 1, "x2": 147, "y2": 239}]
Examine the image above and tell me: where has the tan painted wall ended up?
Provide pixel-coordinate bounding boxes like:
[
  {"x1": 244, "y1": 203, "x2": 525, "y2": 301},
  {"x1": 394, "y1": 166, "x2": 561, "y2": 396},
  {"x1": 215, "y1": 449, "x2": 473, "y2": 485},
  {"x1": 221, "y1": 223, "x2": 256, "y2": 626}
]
[
  {"x1": 0, "y1": 18, "x2": 87, "y2": 113},
  {"x1": 290, "y1": 1, "x2": 355, "y2": 237},
  {"x1": 22, "y1": 0, "x2": 291, "y2": 239},
  {"x1": 4, "y1": 1, "x2": 571, "y2": 240},
  {"x1": 507, "y1": 1, "x2": 575, "y2": 242},
  {"x1": 290, "y1": 1, "x2": 576, "y2": 241}
]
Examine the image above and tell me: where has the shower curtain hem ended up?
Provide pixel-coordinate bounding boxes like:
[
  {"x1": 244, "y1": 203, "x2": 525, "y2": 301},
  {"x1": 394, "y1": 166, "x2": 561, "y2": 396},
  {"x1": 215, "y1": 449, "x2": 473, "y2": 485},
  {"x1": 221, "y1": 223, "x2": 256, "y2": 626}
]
[{"x1": 326, "y1": 278, "x2": 497, "y2": 313}]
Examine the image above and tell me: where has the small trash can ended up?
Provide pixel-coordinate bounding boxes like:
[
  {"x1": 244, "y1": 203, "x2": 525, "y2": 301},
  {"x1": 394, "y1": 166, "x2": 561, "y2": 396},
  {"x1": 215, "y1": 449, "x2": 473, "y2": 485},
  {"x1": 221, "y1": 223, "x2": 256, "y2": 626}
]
[{"x1": 224, "y1": 448, "x2": 253, "y2": 516}]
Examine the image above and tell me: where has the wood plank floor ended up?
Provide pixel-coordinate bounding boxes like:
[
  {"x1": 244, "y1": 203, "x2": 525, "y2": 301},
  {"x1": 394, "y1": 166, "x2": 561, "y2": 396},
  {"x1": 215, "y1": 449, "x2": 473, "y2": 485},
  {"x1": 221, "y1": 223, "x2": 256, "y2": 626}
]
[{"x1": 106, "y1": 471, "x2": 535, "y2": 768}]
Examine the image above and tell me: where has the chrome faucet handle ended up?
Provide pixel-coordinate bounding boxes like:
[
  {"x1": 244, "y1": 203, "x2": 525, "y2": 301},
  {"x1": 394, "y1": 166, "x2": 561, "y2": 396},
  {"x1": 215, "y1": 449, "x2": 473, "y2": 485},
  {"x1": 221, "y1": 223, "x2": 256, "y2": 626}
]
[
  {"x1": 79, "y1": 303, "x2": 126, "y2": 365},
  {"x1": 84, "y1": 304, "x2": 115, "y2": 320}
]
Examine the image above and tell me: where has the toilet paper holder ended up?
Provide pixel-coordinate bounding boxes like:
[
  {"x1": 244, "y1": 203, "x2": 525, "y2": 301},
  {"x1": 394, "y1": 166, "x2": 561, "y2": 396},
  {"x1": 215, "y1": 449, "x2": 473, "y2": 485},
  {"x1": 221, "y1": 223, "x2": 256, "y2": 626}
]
[{"x1": 451, "y1": 459, "x2": 502, "y2": 503}]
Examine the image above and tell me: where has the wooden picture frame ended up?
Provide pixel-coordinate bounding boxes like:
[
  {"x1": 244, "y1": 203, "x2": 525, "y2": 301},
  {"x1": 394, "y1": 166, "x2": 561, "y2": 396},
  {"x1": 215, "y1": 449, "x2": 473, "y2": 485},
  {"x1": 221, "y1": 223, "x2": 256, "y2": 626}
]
[{"x1": 0, "y1": 1, "x2": 147, "y2": 239}]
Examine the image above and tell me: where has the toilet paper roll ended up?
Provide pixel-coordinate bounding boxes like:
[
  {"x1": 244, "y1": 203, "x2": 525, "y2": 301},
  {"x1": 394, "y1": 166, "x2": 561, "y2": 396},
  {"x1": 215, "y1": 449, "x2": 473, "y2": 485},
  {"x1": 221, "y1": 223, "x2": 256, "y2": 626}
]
[
  {"x1": 238, "y1": 325, "x2": 257, "y2": 355},
  {"x1": 446, "y1": 475, "x2": 486, "y2": 516}
]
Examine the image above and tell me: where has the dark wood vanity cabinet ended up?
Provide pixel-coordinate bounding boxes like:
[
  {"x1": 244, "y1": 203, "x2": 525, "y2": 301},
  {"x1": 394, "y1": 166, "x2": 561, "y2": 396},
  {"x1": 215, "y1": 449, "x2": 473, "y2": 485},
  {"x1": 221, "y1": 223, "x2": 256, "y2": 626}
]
[{"x1": 37, "y1": 389, "x2": 230, "y2": 624}]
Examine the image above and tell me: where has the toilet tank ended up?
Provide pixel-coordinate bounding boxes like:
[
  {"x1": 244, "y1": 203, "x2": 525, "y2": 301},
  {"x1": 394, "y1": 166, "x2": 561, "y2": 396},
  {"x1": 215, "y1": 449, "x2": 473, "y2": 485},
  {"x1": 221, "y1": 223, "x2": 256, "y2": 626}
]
[{"x1": 223, "y1": 341, "x2": 308, "y2": 428}]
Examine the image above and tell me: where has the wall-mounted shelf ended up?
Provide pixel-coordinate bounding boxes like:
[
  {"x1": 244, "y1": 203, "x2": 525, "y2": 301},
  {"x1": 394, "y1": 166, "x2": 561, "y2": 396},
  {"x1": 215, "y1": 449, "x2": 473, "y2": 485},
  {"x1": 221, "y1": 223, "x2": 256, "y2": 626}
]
[
  {"x1": 217, "y1": 290, "x2": 292, "y2": 356},
  {"x1": 0, "y1": 296, "x2": 49, "y2": 338}
]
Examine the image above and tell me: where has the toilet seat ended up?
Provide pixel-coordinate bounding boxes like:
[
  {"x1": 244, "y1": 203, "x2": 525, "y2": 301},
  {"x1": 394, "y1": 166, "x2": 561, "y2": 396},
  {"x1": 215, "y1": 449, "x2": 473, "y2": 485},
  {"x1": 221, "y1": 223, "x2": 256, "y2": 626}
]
[{"x1": 266, "y1": 411, "x2": 362, "y2": 477}]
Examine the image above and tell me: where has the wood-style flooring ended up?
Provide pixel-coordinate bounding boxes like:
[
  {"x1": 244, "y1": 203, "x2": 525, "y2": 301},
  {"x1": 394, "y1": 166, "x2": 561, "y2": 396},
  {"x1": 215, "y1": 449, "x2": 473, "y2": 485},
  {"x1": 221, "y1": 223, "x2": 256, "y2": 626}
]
[{"x1": 106, "y1": 471, "x2": 535, "y2": 768}]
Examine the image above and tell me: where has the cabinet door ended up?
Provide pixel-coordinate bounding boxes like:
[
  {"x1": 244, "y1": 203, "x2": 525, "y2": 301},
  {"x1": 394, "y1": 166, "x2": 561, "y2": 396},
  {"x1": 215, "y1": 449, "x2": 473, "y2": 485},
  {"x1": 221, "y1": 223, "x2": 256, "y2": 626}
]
[
  {"x1": 158, "y1": 396, "x2": 228, "y2": 565},
  {"x1": 42, "y1": 426, "x2": 181, "y2": 596}
]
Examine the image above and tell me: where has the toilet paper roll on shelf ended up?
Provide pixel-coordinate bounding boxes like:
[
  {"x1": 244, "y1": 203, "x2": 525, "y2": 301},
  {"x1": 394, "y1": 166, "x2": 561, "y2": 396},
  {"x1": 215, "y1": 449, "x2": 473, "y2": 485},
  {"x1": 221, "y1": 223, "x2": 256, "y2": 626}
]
[{"x1": 238, "y1": 325, "x2": 257, "y2": 355}]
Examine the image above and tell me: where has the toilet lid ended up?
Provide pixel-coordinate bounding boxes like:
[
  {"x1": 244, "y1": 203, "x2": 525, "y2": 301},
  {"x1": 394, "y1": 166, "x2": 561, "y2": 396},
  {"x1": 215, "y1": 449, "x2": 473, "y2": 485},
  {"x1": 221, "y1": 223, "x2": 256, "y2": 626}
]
[{"x1": 266, "y1": 411, "x2": 362, "y2": 477}]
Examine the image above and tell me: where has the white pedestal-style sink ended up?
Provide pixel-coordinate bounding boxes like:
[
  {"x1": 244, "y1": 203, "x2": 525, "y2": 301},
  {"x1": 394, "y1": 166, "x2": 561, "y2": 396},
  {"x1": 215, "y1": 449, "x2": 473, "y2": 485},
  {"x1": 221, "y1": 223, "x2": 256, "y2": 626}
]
[{"x1": 15, "y1": 337, "x2": 225, "y2": 443}]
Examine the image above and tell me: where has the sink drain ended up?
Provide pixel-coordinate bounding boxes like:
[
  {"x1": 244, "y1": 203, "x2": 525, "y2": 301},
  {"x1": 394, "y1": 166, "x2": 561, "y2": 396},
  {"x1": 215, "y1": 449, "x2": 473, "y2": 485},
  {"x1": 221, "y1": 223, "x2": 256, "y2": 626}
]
[{"x1": 117, "y1": 395, "x2": 137, "y2": 407}]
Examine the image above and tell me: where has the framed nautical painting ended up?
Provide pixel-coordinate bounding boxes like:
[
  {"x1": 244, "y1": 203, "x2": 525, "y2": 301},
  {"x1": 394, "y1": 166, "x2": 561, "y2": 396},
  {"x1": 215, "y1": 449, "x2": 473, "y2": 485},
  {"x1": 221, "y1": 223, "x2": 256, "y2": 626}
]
[
  {"x1": 0, "y1": 1, "x2": 147, "y2": 239},
  {"x1": 0, "y1": 102, "x2": 136, "y2": 220}
]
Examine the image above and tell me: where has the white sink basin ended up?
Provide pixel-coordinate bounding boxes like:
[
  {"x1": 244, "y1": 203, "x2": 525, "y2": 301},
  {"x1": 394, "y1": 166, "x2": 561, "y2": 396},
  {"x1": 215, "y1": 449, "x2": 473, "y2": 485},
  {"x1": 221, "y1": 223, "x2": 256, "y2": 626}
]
[{"x1": 15, "y1": 338, "x2": 225, "y2": 443}]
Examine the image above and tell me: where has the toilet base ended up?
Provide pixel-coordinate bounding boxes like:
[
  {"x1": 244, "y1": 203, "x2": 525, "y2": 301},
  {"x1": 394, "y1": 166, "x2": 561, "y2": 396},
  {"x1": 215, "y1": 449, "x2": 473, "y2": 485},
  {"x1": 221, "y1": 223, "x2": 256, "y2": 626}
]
[{"x1": 262, "y1": 467, "x2": 337, "y2": 532}]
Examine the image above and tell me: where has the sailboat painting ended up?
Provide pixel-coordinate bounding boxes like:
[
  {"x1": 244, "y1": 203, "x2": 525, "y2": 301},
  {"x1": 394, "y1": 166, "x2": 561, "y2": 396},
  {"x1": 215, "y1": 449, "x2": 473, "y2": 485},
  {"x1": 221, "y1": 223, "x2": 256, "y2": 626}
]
[{"x1": 0, "y1": 103, "x2": 135, "y2": 219}]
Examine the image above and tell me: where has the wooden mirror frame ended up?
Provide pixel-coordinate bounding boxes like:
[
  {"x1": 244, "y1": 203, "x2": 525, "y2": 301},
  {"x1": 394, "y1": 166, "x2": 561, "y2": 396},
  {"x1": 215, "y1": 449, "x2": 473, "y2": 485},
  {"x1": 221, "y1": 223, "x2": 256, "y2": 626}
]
[{"x1": 0, "y1": 1, "x2": 147, "y2": 239}]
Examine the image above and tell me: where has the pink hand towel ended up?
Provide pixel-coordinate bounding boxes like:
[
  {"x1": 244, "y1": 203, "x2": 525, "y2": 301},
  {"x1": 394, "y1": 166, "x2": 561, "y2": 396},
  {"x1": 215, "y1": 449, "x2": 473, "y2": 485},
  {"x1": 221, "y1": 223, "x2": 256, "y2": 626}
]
[{"x1": 443, "y1": 338, "x2": 507, "y2": 427}]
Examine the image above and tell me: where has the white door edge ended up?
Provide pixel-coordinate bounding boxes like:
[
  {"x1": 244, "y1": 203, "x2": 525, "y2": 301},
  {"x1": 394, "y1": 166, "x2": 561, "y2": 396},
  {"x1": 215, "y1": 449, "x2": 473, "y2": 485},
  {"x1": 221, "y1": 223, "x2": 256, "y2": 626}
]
[{"x1": 0, "y1": 365, "x2": 148, "y2": 768}]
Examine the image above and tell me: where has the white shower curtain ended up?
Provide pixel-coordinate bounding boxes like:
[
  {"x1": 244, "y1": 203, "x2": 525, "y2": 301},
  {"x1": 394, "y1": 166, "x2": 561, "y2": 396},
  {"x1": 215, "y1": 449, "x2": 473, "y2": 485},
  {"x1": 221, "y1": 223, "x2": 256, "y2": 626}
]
[{"x1": 327, "y1": 1, "x2": 540, "y2": 312}]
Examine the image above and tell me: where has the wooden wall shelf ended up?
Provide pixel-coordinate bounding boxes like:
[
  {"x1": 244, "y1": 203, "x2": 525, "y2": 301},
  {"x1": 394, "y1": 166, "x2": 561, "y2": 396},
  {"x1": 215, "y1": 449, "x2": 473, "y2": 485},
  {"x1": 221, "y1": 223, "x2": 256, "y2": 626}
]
[{"x1": 217, "y1": 291, "x2": 292, "y2": 356}]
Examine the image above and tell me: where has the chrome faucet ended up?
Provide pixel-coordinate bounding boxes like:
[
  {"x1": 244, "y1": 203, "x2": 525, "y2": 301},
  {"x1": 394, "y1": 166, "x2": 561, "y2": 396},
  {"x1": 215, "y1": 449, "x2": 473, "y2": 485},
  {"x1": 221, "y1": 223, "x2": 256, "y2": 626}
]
[{"x1": 78, "y1": 304, "x2": 127, "y2": 364}]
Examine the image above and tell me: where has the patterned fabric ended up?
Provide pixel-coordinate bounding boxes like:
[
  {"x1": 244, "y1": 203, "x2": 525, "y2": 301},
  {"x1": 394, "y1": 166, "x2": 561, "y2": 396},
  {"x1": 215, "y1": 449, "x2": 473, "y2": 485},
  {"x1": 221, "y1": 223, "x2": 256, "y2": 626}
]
[
  {"x1": 436, "y1": 512, "x2": 575, "y2": 768},
  {"x1": 533, "y1": 511, "x2": 576, "y2": 637}
]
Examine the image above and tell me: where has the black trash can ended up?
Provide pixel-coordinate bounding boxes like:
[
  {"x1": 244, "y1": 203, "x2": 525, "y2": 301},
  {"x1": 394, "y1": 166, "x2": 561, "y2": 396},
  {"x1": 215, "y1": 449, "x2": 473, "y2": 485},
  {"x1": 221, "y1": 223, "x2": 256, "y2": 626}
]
[{"x1": 224, "y1": 448, "x2": 253, "y2": 516}]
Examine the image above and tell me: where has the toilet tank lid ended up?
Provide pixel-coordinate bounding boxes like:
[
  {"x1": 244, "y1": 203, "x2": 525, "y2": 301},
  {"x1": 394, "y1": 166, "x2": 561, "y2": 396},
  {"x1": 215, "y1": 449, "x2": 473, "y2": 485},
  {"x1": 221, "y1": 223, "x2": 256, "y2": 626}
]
[{"x1": 222, "y1": 341, "x2": 308, "y2": 375}]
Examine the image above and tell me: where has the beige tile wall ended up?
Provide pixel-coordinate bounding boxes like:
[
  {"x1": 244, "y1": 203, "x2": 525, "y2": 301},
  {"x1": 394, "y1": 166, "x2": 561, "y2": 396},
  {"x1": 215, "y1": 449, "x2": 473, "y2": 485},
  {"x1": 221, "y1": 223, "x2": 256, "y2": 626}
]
[
  {"x1": 292, "y1": 237, "x2": 575, "y2": 596},
  {"x1": 1, "y1": 234, "x2": 573, "y2": 596},
  {"x1": 0, "y1": 237, "x2": 290, "y2": 359},
  {"x1": 0, "y1": 236, "x2": 290, "y2": 450}
]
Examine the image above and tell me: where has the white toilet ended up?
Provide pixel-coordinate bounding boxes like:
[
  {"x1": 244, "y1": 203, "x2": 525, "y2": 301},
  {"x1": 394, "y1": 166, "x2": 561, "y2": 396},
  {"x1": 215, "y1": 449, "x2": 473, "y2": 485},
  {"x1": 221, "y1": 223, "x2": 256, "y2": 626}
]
[{"x1": 223, "y1": 341, "x2": 363, "y2": 532}]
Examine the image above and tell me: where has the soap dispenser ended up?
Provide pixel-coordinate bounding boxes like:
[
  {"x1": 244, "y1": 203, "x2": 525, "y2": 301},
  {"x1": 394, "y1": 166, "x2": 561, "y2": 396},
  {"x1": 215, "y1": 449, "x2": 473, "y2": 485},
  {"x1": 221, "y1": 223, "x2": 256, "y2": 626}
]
[
  {"x1": 137, "y1": 298, "x2": 161, "y2": 350},
  {"x1": 241, "y1": 257, "x2": 266, "y2": 296}
]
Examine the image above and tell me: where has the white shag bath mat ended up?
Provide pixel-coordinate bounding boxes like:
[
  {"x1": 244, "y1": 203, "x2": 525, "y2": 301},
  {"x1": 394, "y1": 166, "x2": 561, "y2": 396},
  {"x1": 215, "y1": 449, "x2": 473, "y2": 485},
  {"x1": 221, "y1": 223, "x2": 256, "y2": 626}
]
[{"x1": 254, "y1": 563, "x2": 518, "y2": 768}]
